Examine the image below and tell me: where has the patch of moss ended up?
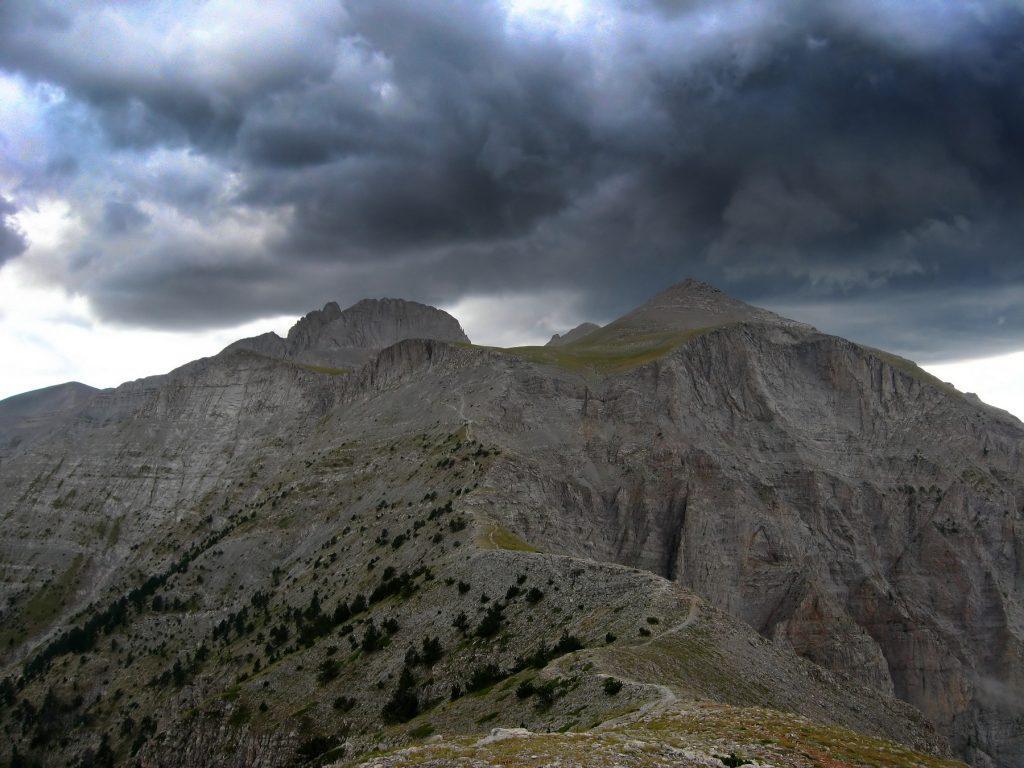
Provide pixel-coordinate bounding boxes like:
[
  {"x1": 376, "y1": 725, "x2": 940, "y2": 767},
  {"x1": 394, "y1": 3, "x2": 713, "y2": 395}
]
[
  {"x1": 477, "y1": 523, "x2": 540, "y2": 553},
  {"x1": 408, "y1": 723, "x2": 435, "y2": 740},
  {"x1": 294, "y1": 362, "x2": 349, "y2": 376}
]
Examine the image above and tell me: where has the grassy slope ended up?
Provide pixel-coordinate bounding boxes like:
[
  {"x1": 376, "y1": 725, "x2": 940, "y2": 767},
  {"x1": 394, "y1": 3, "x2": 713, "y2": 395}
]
[{"x1": 483, "y1": 328, "x2": 718, "y2": 375}]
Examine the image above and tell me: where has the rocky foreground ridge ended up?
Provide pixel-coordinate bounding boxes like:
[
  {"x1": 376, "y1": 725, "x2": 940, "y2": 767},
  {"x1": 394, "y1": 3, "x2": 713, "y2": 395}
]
[{"x1": 0, "y1": 281, "x2": 1021, "y2": 767}]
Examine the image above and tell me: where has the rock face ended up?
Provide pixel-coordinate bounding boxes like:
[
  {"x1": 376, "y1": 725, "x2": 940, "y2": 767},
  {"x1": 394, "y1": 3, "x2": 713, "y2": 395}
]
[
  {"x1": 226, "y1": 298, "x2": 470, "y2": 368},
  {"x1": 546, "y1": 322, "x2": 600, "y2": 346},
  {"x1": 0, "y1": 280, "x2": 1021, "y2": 768}
]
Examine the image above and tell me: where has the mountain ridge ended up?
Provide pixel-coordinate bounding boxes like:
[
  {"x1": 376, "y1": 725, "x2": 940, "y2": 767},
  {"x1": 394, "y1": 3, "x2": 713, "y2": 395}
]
[{"x1": 0, "y1": 280, "x2": 1021, "y2": 767}]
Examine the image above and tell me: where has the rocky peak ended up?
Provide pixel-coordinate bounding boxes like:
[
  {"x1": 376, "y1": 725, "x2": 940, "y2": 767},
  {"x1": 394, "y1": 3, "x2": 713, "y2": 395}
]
[
  {"x1": 285, "y1": 301, "x2": 343, "y2": 348},
  {"x1": 226, "y1": 297, "x2": 470, "y2": 369},
  {"x1": 608, "y1": 277, "x2": 814, "y2": 338},
  {"x1": 317, "y1": 298, "x2": 469, "y2": 351}
]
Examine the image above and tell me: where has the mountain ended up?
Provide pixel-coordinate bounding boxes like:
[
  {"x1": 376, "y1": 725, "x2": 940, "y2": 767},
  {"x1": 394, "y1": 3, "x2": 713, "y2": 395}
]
[
  {"x1": 0, "y1": 280, "x2": 1021, "y2": 768},
  {"x1": 588, "y1": 277, "x2": 812, "y2": 339},
  {"x1": 546, "y1": 322, "x2": 600, "y2": 347},
  {"x1": 0, "y1": 381, "x2": 100, "y2": 456},
  {"x1": 226, "y1": 298, "x2": 470, "y2": 369}
]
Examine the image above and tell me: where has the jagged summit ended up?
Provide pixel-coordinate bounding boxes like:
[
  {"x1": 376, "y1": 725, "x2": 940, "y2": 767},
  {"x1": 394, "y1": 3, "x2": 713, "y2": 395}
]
[{"x1": 227, "y1": 297, "x2": 469, "y2": 368}]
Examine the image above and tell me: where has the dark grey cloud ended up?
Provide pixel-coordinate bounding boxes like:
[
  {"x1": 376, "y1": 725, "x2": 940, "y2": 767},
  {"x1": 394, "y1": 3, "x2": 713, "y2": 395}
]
[
  {"x1": 1, "y1": 0, "x2": 1023, "y2": 361},
  {"x1": 0, "y1": 197, "x2": 27, "y2": 266},
  {"x1": 101, "y1": 200, "x2": 150, "y2": 235}
]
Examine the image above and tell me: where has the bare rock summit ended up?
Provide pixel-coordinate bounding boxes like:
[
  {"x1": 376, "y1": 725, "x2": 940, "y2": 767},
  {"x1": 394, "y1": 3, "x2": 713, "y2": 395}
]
[{"x1": 226, "y1": 297, "x2": 469, "y2": 368}]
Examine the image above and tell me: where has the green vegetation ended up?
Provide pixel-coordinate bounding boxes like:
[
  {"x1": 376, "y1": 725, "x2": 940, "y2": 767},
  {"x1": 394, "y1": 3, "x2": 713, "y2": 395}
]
[
  {"x1": 381, "y1": 667, "x2": 420, "y2": 724},
  {"x1": 478, "y1": 523, "x2": 539, "y2": 553},
  {"x1": 408, "y1": 723, "x2": 434, "y2": 739},
  {"x1": 0, "y1": 555, "x2": 87, "y2": 650},
  {"x1": 602, "y1": 677, "x2": 623, "y2": 696},
  {"x1": 293, "y1": 362, "x2": 349, "y2": 376},
  {"x1": 487, "y1": 327, "x2": 716, "y2": 375}
]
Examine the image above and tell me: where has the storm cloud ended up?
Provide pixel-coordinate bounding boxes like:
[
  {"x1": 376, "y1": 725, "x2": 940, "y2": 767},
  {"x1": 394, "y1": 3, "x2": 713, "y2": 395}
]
[
  {"x1": 1, "y1": 0, "x2": 1023, "y2": 360},
  {"x1": 0, "y1": 196, "x2": 27, "y2": 265}
]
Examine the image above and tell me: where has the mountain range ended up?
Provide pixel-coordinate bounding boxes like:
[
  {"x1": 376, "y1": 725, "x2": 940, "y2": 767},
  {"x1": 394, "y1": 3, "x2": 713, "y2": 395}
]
[{"x1": 0, "y1": 279, "x2": 1021, "y2": 768}]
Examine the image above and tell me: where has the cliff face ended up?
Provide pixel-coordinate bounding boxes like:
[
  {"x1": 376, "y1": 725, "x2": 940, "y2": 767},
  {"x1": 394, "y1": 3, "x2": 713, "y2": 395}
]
[
  {"x1": 0, "y1": 281, "x2": 1020, "y2": 767},
  {"x1": 464, "y1": 324, "x2": 1023, "y2": 767}
]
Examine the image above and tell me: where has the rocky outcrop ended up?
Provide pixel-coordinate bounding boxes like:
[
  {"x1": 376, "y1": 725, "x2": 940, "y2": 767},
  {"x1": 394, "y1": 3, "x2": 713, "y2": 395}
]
[{"x1": 226, "y1": 298, "x2": 470, "y2": 368}]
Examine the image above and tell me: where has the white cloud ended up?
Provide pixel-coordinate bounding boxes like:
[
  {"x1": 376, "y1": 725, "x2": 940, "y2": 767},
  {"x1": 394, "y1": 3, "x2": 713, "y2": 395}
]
[
  {"x1": 444, "y1": 289, "x2": 593, "y2": 348},
  {"x1": 0, "y1": 262, "x2": 295, "y2": 400},
  {"x1": 924, "y1": 353, "x2": 1024, "y2": 421}
]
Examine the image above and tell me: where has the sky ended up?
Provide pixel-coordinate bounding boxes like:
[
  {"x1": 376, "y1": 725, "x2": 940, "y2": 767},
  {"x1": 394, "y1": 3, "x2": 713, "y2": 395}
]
[{"x1": 1, "y1": 0, "x2": 1024, "y2": 416}]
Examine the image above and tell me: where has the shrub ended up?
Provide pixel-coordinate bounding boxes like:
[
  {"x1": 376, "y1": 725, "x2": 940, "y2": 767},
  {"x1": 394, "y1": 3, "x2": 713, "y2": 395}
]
[
  {"x1": 466, "y1": 663, "x2": 504, "y2": 692},
  {"x1": 525, "y1": 587, "x2": 544, "y2": 604},
  {"x1": 602, "y1": 677, "x2": 623, "y2": 695},
  {"x1": 420, "y1": 636, "x2": 443, "y2": 666},
  {"x1": 296, "y1": 735, "x2": 338, "y2": 761},
  {"x1": 533, "y1": 679, "x2": 561, "y2": 711},
  {"x1": 332, "y1": 601, "x2": 351, "y2": 625},
  {"x1": 333, "y1": 696, "x2": 356, "y2": 712},
  {"x1": 317, "y1": 658, "x2": 340, "y2": 684},
  {"x1": 715, "y1": 754, "x2": 752, "y2": 768},
  {"x1": 360, "y1": 623, "x2": 383, "y2": 653},
  {"x1": 381, "y1": 668, "x2": 419, "y2": 724},
  {"x1": 552, "y1": 633, "x2": 583, "y2": 654},
  {"x1": 475, "y1": 602, "x2": 505, "y2": 638},
  {"x1": 515, "y1": 679, "x2": 536, "y2": 699}
]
